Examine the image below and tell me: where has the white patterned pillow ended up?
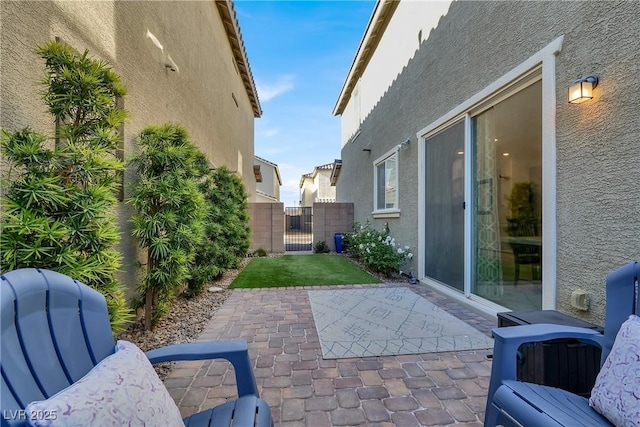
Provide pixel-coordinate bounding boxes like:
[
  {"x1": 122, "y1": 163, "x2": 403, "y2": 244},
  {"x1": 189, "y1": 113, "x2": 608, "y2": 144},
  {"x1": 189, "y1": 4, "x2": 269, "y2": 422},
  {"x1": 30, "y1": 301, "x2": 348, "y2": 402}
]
[
  {"x1": 589, "y1": 314, "x2": 640, "y2": 427},
  {"x1": 26, "y1": 340, "x2": 184, "y2": 427}
]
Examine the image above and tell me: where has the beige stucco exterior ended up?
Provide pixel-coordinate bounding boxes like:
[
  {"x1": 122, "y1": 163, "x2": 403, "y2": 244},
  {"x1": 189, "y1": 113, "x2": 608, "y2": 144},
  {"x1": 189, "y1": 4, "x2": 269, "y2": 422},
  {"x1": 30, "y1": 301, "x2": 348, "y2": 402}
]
[
  {"x1": 299, "y1": 164, "x2": 336, "y2": 207},
  {"x1": 1, "y1": 0, "x2": 261, "y2": 292},
  {"x1": 254, "y1": 156, "x2": 281, "y2": 202},
  {"x1": 335, "y1": 0, "x2": 640, "y2": 325},
  {"x1": 334, "y1": 0, "x2": 452, "y2": 146}
]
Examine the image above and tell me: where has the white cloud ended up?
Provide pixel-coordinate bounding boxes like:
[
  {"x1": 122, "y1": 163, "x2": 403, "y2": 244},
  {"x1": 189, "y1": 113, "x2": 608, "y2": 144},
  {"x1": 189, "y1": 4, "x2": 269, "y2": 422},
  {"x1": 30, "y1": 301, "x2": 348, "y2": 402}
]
[{"x1": 257, "y1": 75, "x2": 295, "y2": 102}]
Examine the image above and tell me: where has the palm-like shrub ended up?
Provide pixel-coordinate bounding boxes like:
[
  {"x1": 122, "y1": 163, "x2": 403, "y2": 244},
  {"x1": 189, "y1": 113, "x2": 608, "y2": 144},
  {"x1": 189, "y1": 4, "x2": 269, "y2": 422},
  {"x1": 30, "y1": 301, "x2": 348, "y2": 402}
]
[
  {"x1": 0, "y1": 41, "x2": 131, "y2": 332},
  {"x1": 187, "y1": 166, "x2": 250, "y2": 297},
  {"x1": 128, "y1": 124, "x2": 206, "y2": 329}
]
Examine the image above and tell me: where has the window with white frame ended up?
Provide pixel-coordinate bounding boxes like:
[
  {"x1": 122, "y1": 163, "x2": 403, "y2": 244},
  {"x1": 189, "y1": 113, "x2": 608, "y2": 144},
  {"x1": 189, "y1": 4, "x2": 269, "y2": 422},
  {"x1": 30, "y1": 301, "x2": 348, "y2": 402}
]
[{"x1": 374, "y1": 150, "x2": 398, "y2": 211}]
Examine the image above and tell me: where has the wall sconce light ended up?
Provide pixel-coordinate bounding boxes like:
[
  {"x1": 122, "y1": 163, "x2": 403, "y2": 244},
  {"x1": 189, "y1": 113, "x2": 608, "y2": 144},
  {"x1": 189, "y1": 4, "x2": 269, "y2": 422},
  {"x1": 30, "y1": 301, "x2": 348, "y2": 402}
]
[
  {"x1": 568, "y1": 75, "x2": 598, "y2": 104},
  {"x1": 397, "y1": 138, "x2": 411, "y2": 151}
]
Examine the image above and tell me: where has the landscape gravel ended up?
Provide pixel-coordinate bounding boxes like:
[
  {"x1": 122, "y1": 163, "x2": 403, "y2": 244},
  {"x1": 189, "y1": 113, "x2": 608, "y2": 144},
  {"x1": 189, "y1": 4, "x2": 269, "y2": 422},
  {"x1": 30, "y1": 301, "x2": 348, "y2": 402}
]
[{"x1": 117, "y1": 259, "x2": 246, "y2": 379}]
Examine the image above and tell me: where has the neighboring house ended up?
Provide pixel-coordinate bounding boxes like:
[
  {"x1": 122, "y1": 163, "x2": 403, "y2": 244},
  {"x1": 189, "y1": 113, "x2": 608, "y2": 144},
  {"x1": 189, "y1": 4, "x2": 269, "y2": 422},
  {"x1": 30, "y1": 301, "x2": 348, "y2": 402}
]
[
  {"x1": 254, "y1": 156, "x2": 282, "y2": 202},
  {"x1": 299, "y1": 161, "x2": 341, "y2": 207},
  {"x1": 334, "y1": 0, "x2": 640, "y2": 325},
  {"x1": 1, "y1": 0, "x2": 261, "y2": 289}
]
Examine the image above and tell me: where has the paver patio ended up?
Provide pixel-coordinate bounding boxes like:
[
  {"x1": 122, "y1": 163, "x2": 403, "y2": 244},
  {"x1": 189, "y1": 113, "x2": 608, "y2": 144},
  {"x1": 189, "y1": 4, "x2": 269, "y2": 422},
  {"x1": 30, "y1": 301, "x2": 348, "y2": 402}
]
[{"x1": 164, "y1": 283, "x2": 496, "y2": 426}]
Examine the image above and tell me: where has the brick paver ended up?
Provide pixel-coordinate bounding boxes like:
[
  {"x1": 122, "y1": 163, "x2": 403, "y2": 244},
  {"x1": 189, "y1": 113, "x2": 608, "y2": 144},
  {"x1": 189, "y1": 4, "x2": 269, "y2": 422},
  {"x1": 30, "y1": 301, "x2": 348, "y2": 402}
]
[{"x1": 164, "y1": 283, "x2": 495, "y2": 426}]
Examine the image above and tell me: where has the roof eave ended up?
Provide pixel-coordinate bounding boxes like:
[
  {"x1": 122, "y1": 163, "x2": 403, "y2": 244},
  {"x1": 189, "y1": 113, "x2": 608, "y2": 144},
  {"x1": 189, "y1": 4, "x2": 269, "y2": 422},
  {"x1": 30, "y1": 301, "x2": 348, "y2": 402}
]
[
  {"x1": 332, "y1": 0, "x2": 399, "y2": 116},
  {"x1": 216, "y1": 0, "x2": 262, "y2": 117}
]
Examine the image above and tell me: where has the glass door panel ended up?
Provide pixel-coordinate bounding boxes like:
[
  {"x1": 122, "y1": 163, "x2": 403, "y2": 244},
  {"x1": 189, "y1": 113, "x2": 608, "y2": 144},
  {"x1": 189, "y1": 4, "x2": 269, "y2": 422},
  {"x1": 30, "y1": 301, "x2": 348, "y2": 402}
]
[
  {"x1": 424, "y1": 120, "x2": 465, "y2": 292},
  {"x1": 472, "y1": 80, "x2": 542, "y2": 310}
]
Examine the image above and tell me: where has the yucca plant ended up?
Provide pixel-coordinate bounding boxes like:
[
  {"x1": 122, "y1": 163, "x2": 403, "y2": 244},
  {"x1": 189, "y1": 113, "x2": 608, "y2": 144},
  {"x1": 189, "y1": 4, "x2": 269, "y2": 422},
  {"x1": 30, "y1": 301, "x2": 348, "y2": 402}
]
[
  {"x1": 128, "y1": 123, "x2": 206, "y2": 329},
  {"x1": 187, "y1": 166, "x2": 251, "y2": 297},
  {"x1": 0, "y1": 41, "x2": 131, "y2": 332}
]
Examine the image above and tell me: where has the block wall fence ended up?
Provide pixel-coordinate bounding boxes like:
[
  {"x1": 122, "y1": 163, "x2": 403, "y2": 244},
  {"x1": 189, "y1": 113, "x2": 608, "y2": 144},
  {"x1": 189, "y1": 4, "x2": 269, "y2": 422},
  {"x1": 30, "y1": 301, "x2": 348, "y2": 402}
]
[
  {"x1": 312, "y1": 202, "x2": 354, "y2": 252},
  {"x1": 248, "y1": 202, "x2": 354, "y2": 253}
]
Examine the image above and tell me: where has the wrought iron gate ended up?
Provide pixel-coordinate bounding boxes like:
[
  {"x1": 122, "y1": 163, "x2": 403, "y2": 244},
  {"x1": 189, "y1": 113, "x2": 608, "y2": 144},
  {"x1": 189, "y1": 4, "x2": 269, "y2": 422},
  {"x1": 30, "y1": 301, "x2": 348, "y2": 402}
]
[{"x1": 284, "y1": 206, "x2": 312, "y2": 251}]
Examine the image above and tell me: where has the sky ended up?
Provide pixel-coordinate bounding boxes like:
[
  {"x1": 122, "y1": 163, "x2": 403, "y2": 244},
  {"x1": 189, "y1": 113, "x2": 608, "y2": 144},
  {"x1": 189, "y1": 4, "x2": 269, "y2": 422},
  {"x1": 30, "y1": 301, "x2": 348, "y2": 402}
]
[{"x1": 234, "y1": 0, "x2": 376, "y2": 206}]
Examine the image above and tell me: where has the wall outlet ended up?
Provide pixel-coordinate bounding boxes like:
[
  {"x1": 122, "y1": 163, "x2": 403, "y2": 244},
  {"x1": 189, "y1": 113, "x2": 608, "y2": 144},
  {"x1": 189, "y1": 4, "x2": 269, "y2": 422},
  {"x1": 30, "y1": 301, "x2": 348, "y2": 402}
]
[{"x1": 571, "y1": 289, "x2": 590, "y2": 311}]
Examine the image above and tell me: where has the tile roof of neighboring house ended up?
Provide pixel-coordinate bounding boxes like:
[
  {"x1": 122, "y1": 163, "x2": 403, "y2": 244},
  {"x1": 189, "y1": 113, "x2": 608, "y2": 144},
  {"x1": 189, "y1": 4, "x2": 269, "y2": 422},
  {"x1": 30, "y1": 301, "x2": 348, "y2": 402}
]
[
  {"x1": 254, "y1": 155, "x2": 278, "y2": 168},
  {"x1": 254, "y1": 155, "x2": 282, "y2": 185},
  {"x1": 330, "y1": 159, "x2": 342, "y2": 186},
  {"x1": 315, "y1": 162, "x2": 334, "y2": 170},
  {"x1": 332, "y1": 0, "x2": 399, "y2": 116},
  {"x1": 256, "y1": 189, "x2": 278, "y2": 201},
  {"x1": 299, "y1": 160, "x2": 341, "y2": 188},
  {"x1": 216, "y1": 0, "x2": 262, "y2": 117}
]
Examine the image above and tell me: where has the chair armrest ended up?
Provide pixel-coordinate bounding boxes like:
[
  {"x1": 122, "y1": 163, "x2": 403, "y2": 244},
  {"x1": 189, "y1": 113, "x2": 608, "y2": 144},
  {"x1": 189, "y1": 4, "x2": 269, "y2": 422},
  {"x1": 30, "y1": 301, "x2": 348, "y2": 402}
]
[
  {"x1": 486, "y1": 323, "x2": 605, "y2": 415},
  {"x1": 492, "y1": 323, "x2": 605, "y2": 348},
  {"x1": 146, "y1": 340, "x2": 259, "y2": 398}
]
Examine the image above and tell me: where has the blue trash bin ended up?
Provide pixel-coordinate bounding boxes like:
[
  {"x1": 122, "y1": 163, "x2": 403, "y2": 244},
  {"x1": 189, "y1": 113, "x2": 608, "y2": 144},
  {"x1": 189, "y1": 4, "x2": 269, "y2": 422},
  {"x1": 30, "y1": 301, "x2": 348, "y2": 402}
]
[{"x1": 334, "y1": 233, "x2": 344, "y2": 253}]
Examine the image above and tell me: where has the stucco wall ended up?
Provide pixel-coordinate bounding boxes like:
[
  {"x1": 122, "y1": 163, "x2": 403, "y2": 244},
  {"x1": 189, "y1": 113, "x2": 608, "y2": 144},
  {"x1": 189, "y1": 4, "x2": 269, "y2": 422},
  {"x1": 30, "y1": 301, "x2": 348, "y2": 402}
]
[
  {"x1": 337, "y1": 1, "x2": 640, "y2": 325},
  {"x1": 316, "y1": 170, "x2": 336, "y2": 201},
  {"x1": 1, "y1": 1, "x2": 258, "y2": 292},
  {"x1": 340, "y1": 0, "x2": 452, "y2": 145},
  {"x1": 300, "y1": 178, "x2": 315, "y2": 207},
  {"x1": 255, "y1": 158, "x2": 280, "y2": 201}
]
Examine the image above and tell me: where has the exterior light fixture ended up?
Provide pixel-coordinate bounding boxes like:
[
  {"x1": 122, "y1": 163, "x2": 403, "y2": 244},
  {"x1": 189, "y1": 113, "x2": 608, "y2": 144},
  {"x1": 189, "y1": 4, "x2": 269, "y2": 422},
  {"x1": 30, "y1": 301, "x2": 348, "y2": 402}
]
[
  {"x1": 397, "y1": 138, "x2": 411, "y2": 151},
  {"x1": 568, "y1": 75, "x2": 598, "y2": 104}
]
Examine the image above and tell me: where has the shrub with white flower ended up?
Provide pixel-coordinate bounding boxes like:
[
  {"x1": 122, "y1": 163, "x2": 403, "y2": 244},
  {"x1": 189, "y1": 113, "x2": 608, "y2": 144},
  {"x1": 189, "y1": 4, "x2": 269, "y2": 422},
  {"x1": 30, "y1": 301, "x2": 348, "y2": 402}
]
[{"x1": 342, "y1": 221, "x2": 414, "y2": 276}]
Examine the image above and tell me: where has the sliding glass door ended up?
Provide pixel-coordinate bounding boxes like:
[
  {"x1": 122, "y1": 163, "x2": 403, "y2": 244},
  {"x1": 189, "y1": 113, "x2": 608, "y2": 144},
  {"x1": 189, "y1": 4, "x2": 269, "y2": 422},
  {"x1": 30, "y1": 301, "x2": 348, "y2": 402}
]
[
  {"x1": 422, "y1": 79, "x2": 543, "y2": 311},
  {"x1": 471, "y1": 80, "x2": 542, "y2": 310},
  {"x1": 424, "y1": 120, "x2": 465, "y2": 291}
]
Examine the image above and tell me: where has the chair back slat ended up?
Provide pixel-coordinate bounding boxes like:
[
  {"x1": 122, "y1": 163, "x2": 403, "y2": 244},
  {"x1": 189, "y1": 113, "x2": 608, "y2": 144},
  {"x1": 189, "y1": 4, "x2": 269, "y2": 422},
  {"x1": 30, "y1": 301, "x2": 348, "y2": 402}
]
[
  {"x1": 5, "y1": 270, "x2": 71, "y2": 397},
  {"x1": 602, "y1": 260, "x2": 639, "y2": 364},
  {"x1": 44, "y1": 270, "x2": 100, "y2": 382},
  {"x1": 1, "y1": 273, "x2": 47, "y2": 425},
  {"x1": 74, "y1": 279, "x2": 116, "y2": 364},
  {"x1": 1, "y1": 269, "x2": 116, "y2": 424},
  {"x1": 0, "y1": 379, "x2": 24, "y2": 427}
]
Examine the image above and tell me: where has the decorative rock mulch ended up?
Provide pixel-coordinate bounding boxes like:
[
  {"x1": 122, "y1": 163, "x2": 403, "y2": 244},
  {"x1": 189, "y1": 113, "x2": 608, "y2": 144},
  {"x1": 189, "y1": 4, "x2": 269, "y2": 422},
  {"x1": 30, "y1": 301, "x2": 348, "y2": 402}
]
[{"x1": 117, "y1": 259, "x2": 248, "y2": 379}]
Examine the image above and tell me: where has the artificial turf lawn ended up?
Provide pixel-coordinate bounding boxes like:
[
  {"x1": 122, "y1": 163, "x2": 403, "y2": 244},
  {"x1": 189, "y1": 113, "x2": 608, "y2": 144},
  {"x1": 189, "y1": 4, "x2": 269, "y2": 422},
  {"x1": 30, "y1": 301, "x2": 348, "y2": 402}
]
[{"x1": 229, "y1": 254, "x2": 381, "y2": 288}]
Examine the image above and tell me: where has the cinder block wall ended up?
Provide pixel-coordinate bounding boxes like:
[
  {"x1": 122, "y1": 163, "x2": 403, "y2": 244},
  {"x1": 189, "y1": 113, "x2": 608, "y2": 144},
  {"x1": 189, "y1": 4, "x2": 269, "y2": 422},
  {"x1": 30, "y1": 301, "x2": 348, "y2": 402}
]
[
  {"x1": 248, "y1": 203, "x2": 284, "y2": 253},
  {"x1": 313, "y1": 203, "x2": 354, "y2": 252}
]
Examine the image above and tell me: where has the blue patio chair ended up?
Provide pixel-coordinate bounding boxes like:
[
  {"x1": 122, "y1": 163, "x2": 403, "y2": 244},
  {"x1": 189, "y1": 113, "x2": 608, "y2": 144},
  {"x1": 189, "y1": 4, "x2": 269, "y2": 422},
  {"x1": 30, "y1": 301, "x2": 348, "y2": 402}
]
[
  {"x1": 1, "y1": 268, "x2": 273, "y2": 427},
  {"x1": 484, "y1": 260, "x2": 639, "y2": 426}
]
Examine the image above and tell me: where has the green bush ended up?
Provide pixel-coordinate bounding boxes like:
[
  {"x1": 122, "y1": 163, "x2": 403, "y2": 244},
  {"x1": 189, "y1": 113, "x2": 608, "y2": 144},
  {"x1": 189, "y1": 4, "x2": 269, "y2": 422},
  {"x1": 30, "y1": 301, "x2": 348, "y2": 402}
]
[
  {"x1": 344, "y1": 222, "x2": 413, "y2": 276},
  {"x1": 128, "y1": 124, "x2": 206, "y2": 329},
  {"x1": 187, "y1": 166, "x2": 250, "y2": 297},
  {"x1": 0, "y1": 41, "x2": 131, "y2": 332},
  {"x1": 252, "y1": 248, "x2": 268, "y2": 257},
  {"x1": 313, "y1": 240, "x2": 330, "y2": 254}
]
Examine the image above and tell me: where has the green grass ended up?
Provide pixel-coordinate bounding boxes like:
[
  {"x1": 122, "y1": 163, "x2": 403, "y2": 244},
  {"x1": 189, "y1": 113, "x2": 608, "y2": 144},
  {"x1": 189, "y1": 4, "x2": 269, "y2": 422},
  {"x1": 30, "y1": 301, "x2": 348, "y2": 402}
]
[{"x1": 229, "y1": 254, "x2": 381, "y2": 288}]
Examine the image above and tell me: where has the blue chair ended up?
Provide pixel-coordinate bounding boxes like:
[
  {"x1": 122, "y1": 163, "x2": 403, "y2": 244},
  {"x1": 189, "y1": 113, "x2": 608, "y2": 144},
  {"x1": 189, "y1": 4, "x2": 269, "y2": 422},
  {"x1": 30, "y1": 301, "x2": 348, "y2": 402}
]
[
  {"x1": 1, "y1": 268, "x2": 273, "y2": 427},
  {"x1": 484, "y1": 260, "x2": 639, "y2": 426}
]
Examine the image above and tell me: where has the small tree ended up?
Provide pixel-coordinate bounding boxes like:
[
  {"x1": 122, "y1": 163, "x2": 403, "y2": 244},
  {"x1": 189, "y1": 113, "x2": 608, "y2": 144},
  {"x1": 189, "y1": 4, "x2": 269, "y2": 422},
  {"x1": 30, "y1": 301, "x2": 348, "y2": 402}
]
[
  {"x1": 128, "y1": 123, "x2": 206, "y2": 329},
  {"x1": 187, "y1": 166, "x2": 251, "y2": 297},
  {"x1": 0, "y1": 41, "x2": 131, "y2": 332}
]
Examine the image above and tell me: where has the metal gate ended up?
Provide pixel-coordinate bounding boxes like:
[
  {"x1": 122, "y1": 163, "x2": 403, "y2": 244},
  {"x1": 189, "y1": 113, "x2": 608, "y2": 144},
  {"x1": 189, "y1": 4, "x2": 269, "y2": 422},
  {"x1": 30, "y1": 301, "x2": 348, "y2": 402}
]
[{"x1": 284, "y1": 206, "x2": 312, "y2": 251}]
